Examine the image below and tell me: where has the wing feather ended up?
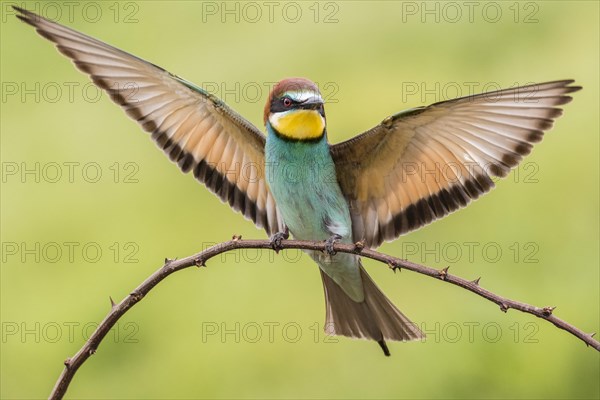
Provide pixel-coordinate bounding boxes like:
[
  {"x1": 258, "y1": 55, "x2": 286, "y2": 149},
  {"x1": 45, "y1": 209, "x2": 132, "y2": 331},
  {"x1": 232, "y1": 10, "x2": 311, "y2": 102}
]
[
  {"x1": 331, "y1": 80, "x2": 581, "y2": 248},
  {"x1": 16, "y1": 7, "x2": 284, "y2": 234}
]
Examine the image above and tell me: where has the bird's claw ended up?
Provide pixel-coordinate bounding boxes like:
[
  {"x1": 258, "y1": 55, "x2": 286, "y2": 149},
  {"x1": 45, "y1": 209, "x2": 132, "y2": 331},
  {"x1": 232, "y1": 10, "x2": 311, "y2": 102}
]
[
  {"x1": 270, "y1": 227, "x2": 289, "y2": 253},
  {"x1": 325, "y1": 234, "x2": 342, "y2": 256}
]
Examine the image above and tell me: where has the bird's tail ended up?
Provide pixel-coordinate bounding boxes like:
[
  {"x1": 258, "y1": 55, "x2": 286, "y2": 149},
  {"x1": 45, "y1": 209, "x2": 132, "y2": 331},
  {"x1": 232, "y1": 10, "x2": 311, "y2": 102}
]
[{"x1": 319, "y1": 265, "x2": 424, "y2": 356}]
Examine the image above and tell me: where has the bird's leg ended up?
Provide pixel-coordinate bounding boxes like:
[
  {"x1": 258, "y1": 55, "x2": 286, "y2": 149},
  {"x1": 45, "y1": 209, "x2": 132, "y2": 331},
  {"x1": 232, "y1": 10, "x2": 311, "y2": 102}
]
[
  {"x1": 270, "y1": 226, "x2": 289, "y2": 253},
  {"x1": 324, "y1": 234, "x2": 342, "y2": 256}
]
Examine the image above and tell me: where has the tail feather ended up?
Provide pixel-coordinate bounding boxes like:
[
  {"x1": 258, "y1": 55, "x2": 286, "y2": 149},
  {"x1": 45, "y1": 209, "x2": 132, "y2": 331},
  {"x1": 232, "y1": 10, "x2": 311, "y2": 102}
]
[{"x1": 320, "y1": 265, "x2": 424, "y2": 355}]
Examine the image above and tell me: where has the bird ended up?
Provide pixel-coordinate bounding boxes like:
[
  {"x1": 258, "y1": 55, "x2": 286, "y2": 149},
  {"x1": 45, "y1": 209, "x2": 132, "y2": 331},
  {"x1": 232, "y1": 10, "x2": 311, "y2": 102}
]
[{"x1": 14, "y1": 6, "x2": 581, "y2": 356}]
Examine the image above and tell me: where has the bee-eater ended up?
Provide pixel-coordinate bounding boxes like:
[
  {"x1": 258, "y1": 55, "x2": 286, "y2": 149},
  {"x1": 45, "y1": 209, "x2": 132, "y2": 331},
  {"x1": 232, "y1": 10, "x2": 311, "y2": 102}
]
[{"x1": 15, "y1": 7, "x2": 581, "y2": 355}]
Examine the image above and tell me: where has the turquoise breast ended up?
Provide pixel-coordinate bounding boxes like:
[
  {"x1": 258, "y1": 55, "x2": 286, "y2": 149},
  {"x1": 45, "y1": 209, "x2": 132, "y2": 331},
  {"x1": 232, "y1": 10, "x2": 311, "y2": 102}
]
[
  {"x1": 265, "y1": 125, "x2": 351, "y2": 241},
  {"x1": 265, "y1": 124, "x2": 364, "y2": 301}
]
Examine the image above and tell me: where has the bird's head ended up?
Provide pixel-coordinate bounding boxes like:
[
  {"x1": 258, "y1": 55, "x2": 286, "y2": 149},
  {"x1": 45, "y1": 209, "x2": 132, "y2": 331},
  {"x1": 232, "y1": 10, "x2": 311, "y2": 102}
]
[{"x1": 264, "y1": 78, "x2": 326, "y2": 141}]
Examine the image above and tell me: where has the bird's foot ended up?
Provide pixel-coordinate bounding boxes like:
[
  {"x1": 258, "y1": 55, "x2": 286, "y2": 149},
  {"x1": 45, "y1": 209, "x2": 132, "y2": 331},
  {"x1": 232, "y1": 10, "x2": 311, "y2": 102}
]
[
  {"x1": 324, "y1": 234, "x2": 342, "y2": 256},
  {"x1": 269, "y1": 226, "x2": 289, "y2": 253}
]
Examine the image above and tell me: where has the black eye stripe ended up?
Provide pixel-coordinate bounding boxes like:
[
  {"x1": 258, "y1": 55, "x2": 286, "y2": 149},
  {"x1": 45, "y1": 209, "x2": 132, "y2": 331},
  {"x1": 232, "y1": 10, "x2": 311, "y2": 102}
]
[
  {"x1": 269, "y1": 98, "x2": 326, "y2": 119},
  {"x1": 270, "y1": 96, "x2": 325, "y2": 116},
  {"x1": 271, "y1": 96, "x2": 296, "y2": 112}
]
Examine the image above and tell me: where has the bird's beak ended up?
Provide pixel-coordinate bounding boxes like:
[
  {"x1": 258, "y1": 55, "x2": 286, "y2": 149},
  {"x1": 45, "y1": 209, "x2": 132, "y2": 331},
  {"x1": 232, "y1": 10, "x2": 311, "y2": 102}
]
[
  {"x1": 300, "y1": 100, "x2": 323, "y2": 109},
  {"x1": 297, "y1": 97, "x2": 325, "y2": 117}
]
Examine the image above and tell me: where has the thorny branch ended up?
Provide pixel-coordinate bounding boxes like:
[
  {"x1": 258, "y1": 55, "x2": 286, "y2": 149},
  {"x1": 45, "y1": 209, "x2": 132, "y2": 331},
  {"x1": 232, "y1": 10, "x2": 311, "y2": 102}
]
[{"x1": 49, "y1": 237, "x2": 599, "y2": 399}]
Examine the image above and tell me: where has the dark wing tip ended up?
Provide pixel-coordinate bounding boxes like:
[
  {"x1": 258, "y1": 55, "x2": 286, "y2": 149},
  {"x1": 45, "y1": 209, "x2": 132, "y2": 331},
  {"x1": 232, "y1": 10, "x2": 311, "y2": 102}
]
[
  {"x1": 13, "y1": 6, "x2": 38, "y2": 24},
  {"x1": 12, "y1": 5, "x2": 28, "y2": 14},
  {"x1": 541, "y1": 79, "x2": 578, "y2": 88},
  {"x1": 555, "y1": 81, "x2": 582, "y2": 97},
  {"x1": 15, "y1": 14, "x2": 29, "y2": 24},
  {"x1": 556, "y1": 78, "x2": 575, "y2": 86}
]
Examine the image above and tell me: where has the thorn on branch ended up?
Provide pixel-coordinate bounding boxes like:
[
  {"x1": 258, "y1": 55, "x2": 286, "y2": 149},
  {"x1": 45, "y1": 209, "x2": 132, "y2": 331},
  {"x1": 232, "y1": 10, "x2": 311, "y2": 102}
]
[
  {"x1": 194, "y1": 258, "x2": 206, "y2": 268},
  {"x1": 163, "y1": 257, "x2": 177, "y2": 271},
  {"x1": 109, "y1": 296, "x2": 116, "y2": 309},
  {"x1": 586, "y1": 333, "x2": 597, "y2": 347},
  {"x1": 353, "y1": 239, "x2": 365, "y2": 253},
  {"x1": 471, "y1": 277, "x2": 481, "y2": 286},
  {"x1": 500, "y1": 303, "x2": 509, "y2": 312},
  {"x1": 64, "y1": 358, "x2": 72, "y2": 367},
  {"x1": 438, "y1": 266, "x2": 450, "y2": 280},
  {"x1": 232, "y1": 234, "x2": 242, "y2": 241},
  {"x1": 388, "y1": 260, "x2": 401, "y2": 273},
  {"x1": 542, "y1": 306, "x2": 557, "y2": 316}
]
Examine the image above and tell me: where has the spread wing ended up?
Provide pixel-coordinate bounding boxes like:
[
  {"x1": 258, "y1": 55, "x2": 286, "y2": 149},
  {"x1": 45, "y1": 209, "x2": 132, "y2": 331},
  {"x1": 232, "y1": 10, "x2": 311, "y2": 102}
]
[
  {"x1": 15, "y1": 7, "x2": 284, "y2": 235},
  {"x1": 331, "y1": 80, "x2": 581, "y2": 248}
]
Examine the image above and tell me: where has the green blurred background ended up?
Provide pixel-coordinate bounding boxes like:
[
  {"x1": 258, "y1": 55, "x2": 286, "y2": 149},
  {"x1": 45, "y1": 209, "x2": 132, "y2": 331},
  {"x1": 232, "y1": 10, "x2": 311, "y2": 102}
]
[{"x1": 1, "y1": 1, "x2": 598, "y2": 398}]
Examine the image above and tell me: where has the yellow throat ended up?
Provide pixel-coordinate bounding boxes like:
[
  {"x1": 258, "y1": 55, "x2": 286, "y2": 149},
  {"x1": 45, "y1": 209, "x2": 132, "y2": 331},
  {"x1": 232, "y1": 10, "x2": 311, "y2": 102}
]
[{"x1": 269, "y1": 109, "x2": 325, "y2": 140}]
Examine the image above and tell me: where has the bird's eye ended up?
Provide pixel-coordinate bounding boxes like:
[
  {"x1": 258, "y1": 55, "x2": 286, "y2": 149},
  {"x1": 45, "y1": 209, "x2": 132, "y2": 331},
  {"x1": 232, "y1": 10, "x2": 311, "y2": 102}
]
[{"x1": 283, "y1": 98, "x2": 292, "y2": 107}]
